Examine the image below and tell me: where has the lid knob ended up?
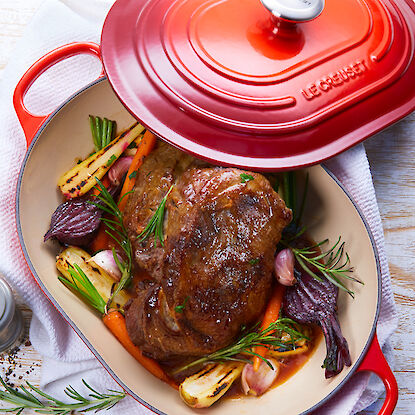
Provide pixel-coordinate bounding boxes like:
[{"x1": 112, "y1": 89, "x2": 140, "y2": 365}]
[{"x1": 260, "y1": 0, "x2": 324, "y2": 23}]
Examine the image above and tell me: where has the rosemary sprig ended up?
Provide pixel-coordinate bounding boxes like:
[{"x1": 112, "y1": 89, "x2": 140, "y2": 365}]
[
  {"x1": 291, "y1": 237, "x2": 363, "y2": 297},
  {"x1": 0, "y1": 377, "x2": 125, "y2": 414},
  {"x1": 89, "y1": 178, "x2": 133, "y2": 309},
  {"x1": 137, "y1": 185, "x2": 173, "y2": 246},
  {"x1": 175, "y1": 318, "x2": 308, "y2": 373},
  {"x1": 58, "y1": 264, "x2": 106, "y2": 315}
]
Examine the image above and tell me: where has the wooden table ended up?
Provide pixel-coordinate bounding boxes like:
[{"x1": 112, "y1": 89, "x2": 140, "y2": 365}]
[{"x1": 1, "y1": 1, "x2": 414, "y2": 414}]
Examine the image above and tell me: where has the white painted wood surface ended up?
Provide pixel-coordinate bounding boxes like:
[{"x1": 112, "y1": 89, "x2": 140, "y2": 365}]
[{"x1": 0, "y1": 1, "x2": 414, "y2": 414}]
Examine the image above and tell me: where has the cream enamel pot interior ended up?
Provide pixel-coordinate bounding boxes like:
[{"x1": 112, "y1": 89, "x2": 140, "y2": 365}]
[{"x1": 14, "y1": 43, "x2": 397, "y2": 415}]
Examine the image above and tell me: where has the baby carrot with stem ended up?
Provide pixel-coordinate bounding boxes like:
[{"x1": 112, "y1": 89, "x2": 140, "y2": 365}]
[
  {"x1": 118, "y1": 130, "x2": 157, "y2": 212},
  {"x1": 253, "y1": 283, "x2": 286, "y2": 371}
]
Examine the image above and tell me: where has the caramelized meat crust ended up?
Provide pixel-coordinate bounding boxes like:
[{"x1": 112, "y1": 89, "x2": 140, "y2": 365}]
[{"x1": 124, "y1": 143, "x2": 292, "y2": 360}]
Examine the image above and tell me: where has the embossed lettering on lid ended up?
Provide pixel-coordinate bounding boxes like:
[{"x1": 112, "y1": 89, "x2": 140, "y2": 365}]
[{"x1": 101, "y1": 0, "x2": 415, "y2": 170}]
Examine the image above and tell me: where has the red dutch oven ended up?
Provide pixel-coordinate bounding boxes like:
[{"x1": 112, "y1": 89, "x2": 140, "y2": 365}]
[{"x1": 14, "y1": 0, "x2": 415, "y2": 413}]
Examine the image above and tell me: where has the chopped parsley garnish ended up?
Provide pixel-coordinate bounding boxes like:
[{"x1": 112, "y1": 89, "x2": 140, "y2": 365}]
[
  {"x1": 249, "y1": 258, "x2": 259, "y2": 265},
  {"x1": 240, "y1": 173, "x2": 254, "y2": 183},
  {"x1": 129, "y1": 170, "x2": 137, "y2": 180},
  {"x1": 175, "y1": 296, "x2": 189, "y2": 313},
  {"x1": 106, "y1": 155, "x2": 117, "y2": 166}
]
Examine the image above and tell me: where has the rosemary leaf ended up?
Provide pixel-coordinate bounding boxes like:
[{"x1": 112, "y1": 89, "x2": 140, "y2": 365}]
[
  {"x1": 137, "y1": 185, "x2": 173, "y2": 246},
  {"x1": 58, "y1": 264, "x2": 106, "y2": 315}
]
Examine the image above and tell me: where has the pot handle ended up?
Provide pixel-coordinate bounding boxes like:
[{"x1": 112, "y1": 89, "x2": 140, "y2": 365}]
[
  {"x1": 13, "y1": 42, "x2": 102, "y2": 147},
  {"x1": 356, "y1": 334, "x2": 398, "y2": 415}
]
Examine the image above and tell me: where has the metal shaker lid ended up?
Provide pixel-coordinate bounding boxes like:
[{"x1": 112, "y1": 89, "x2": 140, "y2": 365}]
[{"x1": 0, "y1": 278, "x2": 24, "y2": 353}]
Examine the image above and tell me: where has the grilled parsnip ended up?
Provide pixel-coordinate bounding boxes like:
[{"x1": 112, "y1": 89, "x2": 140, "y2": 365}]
[
  {"x1": 56, "y1": 246, "x2": 131, "y2": 309},
  {"x1": 58, "y1": 122, "x2": 145, "y2": 198},
  {"x1": 179, "y1": 362, "x2": 243, "y2": 408}
]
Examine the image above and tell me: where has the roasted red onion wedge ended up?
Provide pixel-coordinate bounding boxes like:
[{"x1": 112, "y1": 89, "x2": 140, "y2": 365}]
[
  {"x1": 44, "y1": 197, "x2": 102, "y2": 246},
  {"x1": 44, "y1": 185, "x2": 121, "y2": 247},
  {"x1": 282, "y1": 271, "x2": 351, "y2": 378}
]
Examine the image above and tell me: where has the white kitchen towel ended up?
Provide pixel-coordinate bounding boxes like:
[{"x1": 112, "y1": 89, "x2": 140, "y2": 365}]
[{"x1": 0, "y1": 0, "x2": 398, "y2": 414}]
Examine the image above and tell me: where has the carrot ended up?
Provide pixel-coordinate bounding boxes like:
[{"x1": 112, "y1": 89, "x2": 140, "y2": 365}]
[
  {"x1": 253, "y1": 284, "x2": 286, "y2": 371},
  {"x1": 103, "y1": 310, "x2": 178, "y2": 389},
  {"x1": 90, "y1": 223, "x2": 111, "y2": 253},
  {"x1": 91, "y1": 175, "x2": 110, "y2": 197},
  {"x1": 118, "y1": 130, "x2": 157, "y2": 212}
]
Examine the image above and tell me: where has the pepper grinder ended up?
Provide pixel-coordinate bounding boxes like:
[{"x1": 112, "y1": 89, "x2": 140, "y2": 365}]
[{"x1": 0, "y1": 277, "x2": 24, "y2": 353}]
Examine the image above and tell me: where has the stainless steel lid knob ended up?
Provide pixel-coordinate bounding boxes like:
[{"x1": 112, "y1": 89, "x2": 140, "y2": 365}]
[
  {"x1": 260, "y1": 0, "x2": 325, "y2": 23},
  {"x1": 0, "y1": 277, "x2": 24, "y2": 353}
]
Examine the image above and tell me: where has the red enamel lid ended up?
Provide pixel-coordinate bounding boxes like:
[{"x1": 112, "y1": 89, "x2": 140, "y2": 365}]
[{"x1": 101, "y1": 0, "x2": 415, "y2": 170}]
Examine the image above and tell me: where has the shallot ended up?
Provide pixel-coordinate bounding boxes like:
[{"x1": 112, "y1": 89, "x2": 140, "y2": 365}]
[
  {"x1": 274, "y1": 248, "x2": 296, "y2": 286},
  {"x1": 108, "y1": 156, "x2": 133, "y2": 186},
  {"x1": 241, "y1": 358, "x2": 280, "y2": 396},
  {"x1": 88, "y1": 250, "x2": 122, "y2": 280}
]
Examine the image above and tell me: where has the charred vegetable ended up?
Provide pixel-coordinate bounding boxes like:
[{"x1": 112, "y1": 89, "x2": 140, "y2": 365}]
[
  {"x1": 56, "y1": 246, "x2": 131, "y2": 311},
  {"x1": 283, "y1": 271, "x2": 351, "y2": 378},
  {"x1": 44, "y1": 197, "x2": 102, "y2": 246},
  {"x1": 180, "y1": 363, "x2": 243, "y2": 408},
  {"x1": 58, "y1": 122, "x2": 144, "y2": 198}
]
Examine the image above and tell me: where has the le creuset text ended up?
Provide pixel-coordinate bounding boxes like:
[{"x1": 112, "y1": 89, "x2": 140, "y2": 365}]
[{"x1": 301, "y1": 59, "x2": 368, "y2": 100}]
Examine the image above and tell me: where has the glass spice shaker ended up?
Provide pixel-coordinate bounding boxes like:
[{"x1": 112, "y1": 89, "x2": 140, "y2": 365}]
[{"x1": 0, "y1": 277, "x2": 24, "y2": 353}]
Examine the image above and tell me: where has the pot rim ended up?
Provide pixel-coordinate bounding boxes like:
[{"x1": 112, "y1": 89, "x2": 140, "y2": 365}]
[{"x1": 15, "y1": 77, "x2": 382, "y2": 415}]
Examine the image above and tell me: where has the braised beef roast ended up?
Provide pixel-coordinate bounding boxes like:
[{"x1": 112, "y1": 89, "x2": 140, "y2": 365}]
[{"x1": 124, "y1": 143, "x2": 292, "y2": 360}]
